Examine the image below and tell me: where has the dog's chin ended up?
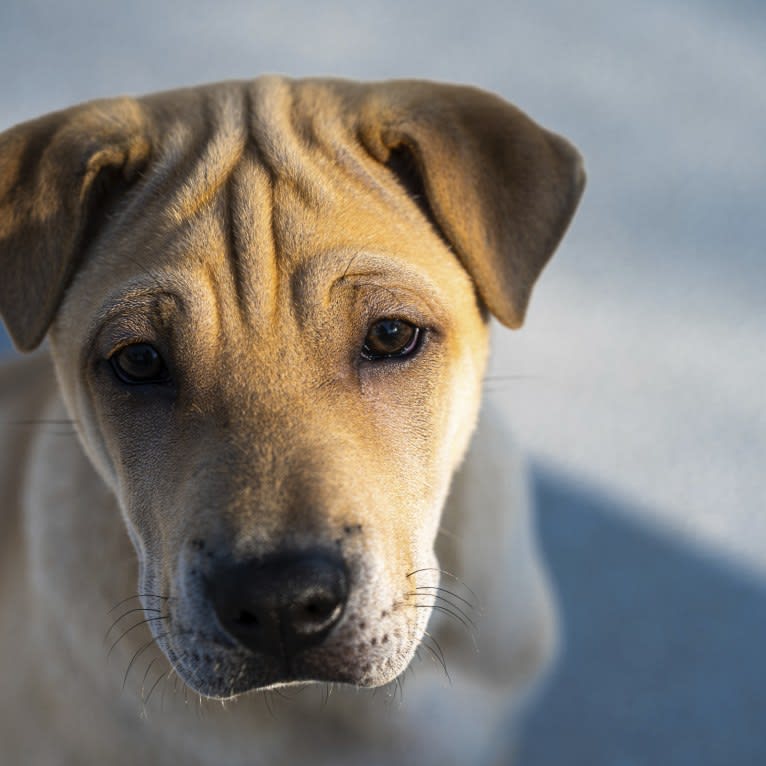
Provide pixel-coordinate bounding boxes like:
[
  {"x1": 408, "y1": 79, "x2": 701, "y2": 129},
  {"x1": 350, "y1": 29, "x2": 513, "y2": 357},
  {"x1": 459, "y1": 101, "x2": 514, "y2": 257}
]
[{"x1": 159, "y1": 631, "x2": 420, "y2": 700}]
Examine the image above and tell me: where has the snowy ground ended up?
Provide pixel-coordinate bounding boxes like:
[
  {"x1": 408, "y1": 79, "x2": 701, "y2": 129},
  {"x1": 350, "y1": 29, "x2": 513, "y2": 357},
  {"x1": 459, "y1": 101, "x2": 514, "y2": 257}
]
[{"x1": 1, "y1": 2, "x2": 764, "y2": 763}]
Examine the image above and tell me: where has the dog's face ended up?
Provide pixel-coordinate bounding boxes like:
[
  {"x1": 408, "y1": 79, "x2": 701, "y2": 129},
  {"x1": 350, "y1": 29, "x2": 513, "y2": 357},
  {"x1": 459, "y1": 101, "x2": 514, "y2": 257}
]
[
  {"x1": 0, "y1": 77, "x2": 584, "y2": 697},
  {"x1": 48, "y1": 120, "x2": 491, "y2": 695}
]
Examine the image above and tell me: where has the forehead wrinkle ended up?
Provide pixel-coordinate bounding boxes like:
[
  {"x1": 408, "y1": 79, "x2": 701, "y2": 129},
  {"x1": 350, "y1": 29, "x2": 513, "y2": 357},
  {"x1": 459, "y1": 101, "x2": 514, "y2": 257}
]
[
  {"x1": 165, "y1": 88, "x2": 248, "y2": 227},
  {"x1": 270, "y1": 79, "x2": 425, "y2": 225},
  {"x1": 107, "y1": 89, "x2": 248, "y2": 238},
  {"x1": 224, "y1": 145, "x2": 280, "y2": 326},
  {"x1": 248, "y1": 78, "x2": 336, "y2": 210},
  {"x1": 107, "y1": 122, "x2": 194, "y2": 235},
  {"x1": 207, "y1": 80, "x2": 322, "y2": 331},
  {"x1": 241, "y1": 79, "x2": 412, "y2": 330}
]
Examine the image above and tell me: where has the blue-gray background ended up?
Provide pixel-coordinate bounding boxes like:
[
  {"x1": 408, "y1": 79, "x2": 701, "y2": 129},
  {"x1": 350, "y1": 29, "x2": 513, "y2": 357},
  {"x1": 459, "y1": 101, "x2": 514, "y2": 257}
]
[{"x1": 1, "y1": 2, "x2": 764, "y2": 763}]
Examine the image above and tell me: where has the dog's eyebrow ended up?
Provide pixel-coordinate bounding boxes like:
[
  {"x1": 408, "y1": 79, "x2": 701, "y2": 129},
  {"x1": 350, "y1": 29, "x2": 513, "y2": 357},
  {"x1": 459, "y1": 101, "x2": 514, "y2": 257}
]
[
  {"x1": 330, "y1": 256, "x2": 449, "y2": 313},
  {"x1": 82, "y1": 282, "x2": 186, "y2": 353},
  {"x1": 300, "y1": 249, "x2": 448, "y2": 297},
  {"x1": 287, "y1": 250, "x2": 449, "y2": 327},
  {"x1": 94, "y1": 283, "x2": 185, "y2": 324}
]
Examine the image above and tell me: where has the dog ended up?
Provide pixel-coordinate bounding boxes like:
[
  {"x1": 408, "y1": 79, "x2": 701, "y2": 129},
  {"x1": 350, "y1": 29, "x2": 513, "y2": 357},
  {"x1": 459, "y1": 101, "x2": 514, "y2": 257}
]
[{"x1": 0, "y1": 76, "x2": 584, "y2": 765}]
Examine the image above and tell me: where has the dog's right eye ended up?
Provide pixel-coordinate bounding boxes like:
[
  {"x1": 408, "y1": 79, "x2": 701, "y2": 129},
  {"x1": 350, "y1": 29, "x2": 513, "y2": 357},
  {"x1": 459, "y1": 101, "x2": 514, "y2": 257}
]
[
  {"x1": 110, "y1": 343, "x2": 169, "y2": 385},
  {"x1": 361, "y1": 319, "x2": 422, "y2": 361}
]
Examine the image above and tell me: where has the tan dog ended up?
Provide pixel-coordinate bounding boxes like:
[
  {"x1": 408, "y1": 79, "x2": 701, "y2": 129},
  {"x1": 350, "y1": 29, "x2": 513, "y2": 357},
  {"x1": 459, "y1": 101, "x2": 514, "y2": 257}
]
[{"x1": 0, "y1": 77, "x2": 584, "y2": 765}]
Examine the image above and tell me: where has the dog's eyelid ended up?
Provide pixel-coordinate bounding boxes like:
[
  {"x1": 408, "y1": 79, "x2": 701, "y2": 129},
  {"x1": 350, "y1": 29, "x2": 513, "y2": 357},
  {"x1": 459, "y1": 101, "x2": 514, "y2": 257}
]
[
  {"x1": 349, "y1": 280, "x2": 444, "y2": 314},
  {"x1": 85, "y1": 324, "x2": 168, "y2": 373},
  {"x1": 83, "y1": 325, "x2": 177, "y2": 392},
  {"x1": 323, "y1": 254, "x2": 448, "y2": 317},
  {"x1": 82, "y1": 290, "x2": 186, "y2": 369},
  {"x1": 105, "y1": 336, "x2": 165, "y2": 360},
  {"x1": 346, "y1": 285, "x2": 448, "y2": 336}
]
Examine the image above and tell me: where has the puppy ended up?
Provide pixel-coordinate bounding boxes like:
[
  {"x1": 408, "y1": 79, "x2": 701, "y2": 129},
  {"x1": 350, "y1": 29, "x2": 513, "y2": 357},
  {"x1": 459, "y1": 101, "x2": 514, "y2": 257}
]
[{"x1": 0, "y1": 76, "x2": 584, "y2": 765}]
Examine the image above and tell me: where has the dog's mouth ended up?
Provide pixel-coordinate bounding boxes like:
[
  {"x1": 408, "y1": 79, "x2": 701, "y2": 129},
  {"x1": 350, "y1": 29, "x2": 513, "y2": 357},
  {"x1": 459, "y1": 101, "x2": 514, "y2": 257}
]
[
  {"x1": 155, "y1": 596, "x2": 429, "y2": 698},
  {"x1": 137, "y1": 552, "x2": 438, "y2": 699}
]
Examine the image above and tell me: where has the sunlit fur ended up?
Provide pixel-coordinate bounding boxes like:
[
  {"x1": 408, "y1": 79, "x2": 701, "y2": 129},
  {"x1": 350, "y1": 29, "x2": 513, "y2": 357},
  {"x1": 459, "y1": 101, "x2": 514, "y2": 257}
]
[{"x1": 0, "y1": 76, "x2": 583, "y2": 764}]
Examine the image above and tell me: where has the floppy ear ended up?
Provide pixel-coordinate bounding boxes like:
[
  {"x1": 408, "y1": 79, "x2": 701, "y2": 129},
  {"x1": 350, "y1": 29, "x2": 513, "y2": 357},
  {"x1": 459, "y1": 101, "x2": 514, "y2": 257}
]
[
  {"x1": 0, "y1": 98, "x2": 152, "y2": 351},
  {"x1": 357, "y1": 81, "x2": 585, "y2": 328}
]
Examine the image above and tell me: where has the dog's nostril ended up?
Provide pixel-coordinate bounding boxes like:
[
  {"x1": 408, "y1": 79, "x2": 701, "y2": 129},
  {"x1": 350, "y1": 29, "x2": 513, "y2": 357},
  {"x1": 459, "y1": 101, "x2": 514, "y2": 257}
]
[
  {"x1": 304, "y1": 602, "x2": 324, "y2": 618},
  {"x1": 291, "y1": 595, "x2": 344, "y2": 635},
  {"x1": 235, "y1": 610, "x2": 259, "y2": 627},
  {"x1": 306, "y1": 602, "x2": 332, "y2": 617}
]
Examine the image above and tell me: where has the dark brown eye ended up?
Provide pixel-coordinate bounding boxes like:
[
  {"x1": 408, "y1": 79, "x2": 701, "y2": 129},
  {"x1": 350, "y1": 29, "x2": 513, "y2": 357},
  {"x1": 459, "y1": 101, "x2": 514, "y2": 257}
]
[
  {"x1": 110, "y1": 343, "x2": 168, "y2": 384},
  {"x1": 361, "y1": 319, "x2": 422, "y2": 361}
]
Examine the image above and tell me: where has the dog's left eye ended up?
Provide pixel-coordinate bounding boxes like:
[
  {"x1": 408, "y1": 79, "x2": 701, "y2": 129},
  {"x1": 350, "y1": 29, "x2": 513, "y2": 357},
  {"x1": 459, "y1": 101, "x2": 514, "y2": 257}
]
[
  {"x1": 110, "y1": 343, "x2": 169, "y2": 384},
  {"x1": 361, "y1": 319, "x2": 422, "y2": 360}
]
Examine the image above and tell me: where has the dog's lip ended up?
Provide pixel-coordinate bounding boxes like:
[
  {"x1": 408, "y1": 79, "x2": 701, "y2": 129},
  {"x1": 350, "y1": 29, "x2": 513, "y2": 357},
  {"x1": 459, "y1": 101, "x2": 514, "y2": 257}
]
[
  {"x1": 162, "y1": 628, "x2": 363, "y2": 693},
  {"x1": 159, "y1": 605, "x2": 414, "y2": 695}
]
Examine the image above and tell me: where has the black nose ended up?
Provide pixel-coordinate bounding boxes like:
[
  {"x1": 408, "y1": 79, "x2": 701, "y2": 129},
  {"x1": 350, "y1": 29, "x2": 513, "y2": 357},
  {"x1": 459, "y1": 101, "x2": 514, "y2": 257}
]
[{"x1": 209, "y1": 552, "x2": 348, "y2": 658}]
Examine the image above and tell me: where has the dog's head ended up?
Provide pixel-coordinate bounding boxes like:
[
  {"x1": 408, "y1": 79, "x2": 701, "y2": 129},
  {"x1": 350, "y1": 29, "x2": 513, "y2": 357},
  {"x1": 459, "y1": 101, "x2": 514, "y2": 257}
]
[{"x1": 0, "y1": 77, "x2": 583, "y2": 696}]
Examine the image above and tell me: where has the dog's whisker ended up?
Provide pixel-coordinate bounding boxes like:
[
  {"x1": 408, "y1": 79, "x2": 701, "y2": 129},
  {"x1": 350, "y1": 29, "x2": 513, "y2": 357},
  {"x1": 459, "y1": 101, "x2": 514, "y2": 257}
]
[
  {"x1": 108, "y1": 593, "x2": 173, "y2": 614},
  {"x1": 422, "y1": 629, "x2": 447, "y2": 661},
  {"x1": 421, "y1": 630, "x2": 451, "y2": 685},
  {"x1": 104, "y1": 607, "x2": 162, "y2": 641},
  {"x1": 272, "y1": 687, "x2": 292, "y2": 702},
  {"x1": 282, "y1": 683, "x2": 310, "y2": 700},
  {"x1": 411, "y1": 603, "x2": 477, "y2": 639},
  {"x1": 405, "y1": 567, "x2": 480, "y2": 603},
  {"x1": 262, "y1": 689, "x2": 275, "y2": 719},
  {"x1": 339, "y1": 248, "x2": 365, "y2": 281},
  {"x1": 395, "y1": 675, "x2": 404, "y2": 704},
  {"x1": 414, "y1": 585, "x2": 477, "y2": 611},
  {"x1": 380, "y1": 672, "x2": 404, "y2": 708},
  {"x1": 145, "y1": 667, "x2": 170, "y2": 709},
  {"x1": 122, "y1": 631, "x2": 169, "y2": 690},
  {"x1": 405, "y1": 592, "x2": 477, "y2": 630},
  {"x1": 108, "y1": 615, "x2": 167, "y2": 659},
  {"x1": 141, "y1": 655, "x2": 162, "y2": 699}
]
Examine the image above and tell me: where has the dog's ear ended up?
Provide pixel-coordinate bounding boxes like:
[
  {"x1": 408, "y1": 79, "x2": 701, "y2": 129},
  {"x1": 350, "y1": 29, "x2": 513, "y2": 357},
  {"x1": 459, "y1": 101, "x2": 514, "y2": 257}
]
[
  {"x1": 0, "y1": 99, "x2": 152, "y2": 351},
  {"x1": 357, "y1": 81, "x2": 585, "y2": 328}
]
